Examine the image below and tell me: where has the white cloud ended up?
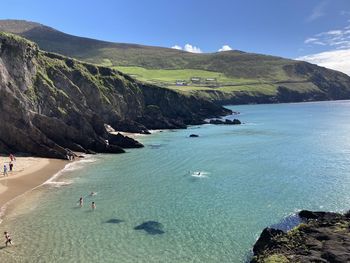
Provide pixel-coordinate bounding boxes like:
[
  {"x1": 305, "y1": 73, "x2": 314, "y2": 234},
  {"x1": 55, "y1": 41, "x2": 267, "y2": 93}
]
[
  {"x1": 171, "y1": 44, "x2": 202, "y2": 53},
  {"x1": 307, "y1": 1, "x2": 328, "y2": 22},
  {"x1": 184, "y1": 43, "x2": 202, "y2": 53},
  {"x1": 317, "y1": 30, "x2": 343, "y2": 36},
  {"x1": 218, "y1": 45, "x2": 233, "y2": 52},
  {"x1": 171, "y1": 45, "x2": 182, "y2": 50},
  {"x1": 296, "y1": 49, "x2": 350, "y2": 76},
  {"x1": 303, "y1": 23, "x2": 350, "y2": 49},
  {"x1": 304, "y1": 37, "x2": 318, "y2": 44}
]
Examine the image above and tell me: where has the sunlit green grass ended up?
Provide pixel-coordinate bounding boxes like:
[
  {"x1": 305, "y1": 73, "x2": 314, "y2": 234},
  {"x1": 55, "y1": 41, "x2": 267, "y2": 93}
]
[{"x1": 115, "y1": 66, "x2": 256, "y2": 84}]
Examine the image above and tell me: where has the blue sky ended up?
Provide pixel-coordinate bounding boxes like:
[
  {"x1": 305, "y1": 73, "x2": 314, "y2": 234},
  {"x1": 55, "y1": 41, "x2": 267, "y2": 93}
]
[{"x1": 1, "y1": 0, "x2": 350, "y2": 74}]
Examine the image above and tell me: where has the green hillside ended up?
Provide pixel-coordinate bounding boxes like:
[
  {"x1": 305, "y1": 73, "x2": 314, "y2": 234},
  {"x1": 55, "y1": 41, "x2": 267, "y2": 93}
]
[{"x1": 1, "y1": 19, "x2": 350, "y2": 104}]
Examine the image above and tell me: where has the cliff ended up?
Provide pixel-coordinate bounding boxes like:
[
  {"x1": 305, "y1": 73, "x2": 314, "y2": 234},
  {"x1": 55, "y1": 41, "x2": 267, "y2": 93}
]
[
  {"x1": 251, "y1": 210, "x2": 350, "y2": 262},
  {"x1": 0, "y1": 32, "x2": 230, "y2": 159}
]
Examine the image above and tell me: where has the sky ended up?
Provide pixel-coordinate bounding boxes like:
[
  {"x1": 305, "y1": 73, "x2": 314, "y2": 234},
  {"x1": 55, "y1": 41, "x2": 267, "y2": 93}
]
[{"x1": 1, "y1": 0, "x2": 350, "y2": 74}]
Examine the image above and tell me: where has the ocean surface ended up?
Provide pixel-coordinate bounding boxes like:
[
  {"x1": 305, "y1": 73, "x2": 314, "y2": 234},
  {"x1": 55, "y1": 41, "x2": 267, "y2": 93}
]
[{"x1": 2, "y1": 101, "x2": 350, "y2": 262}]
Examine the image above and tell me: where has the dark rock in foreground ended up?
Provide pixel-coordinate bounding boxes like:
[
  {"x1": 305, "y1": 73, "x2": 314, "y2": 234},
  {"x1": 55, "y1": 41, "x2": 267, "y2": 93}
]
[
  {"x1": 134, "y1": 221, "x2": 165, "y2": 235},
  {"x1": 251, "y1": 210, "x2": 350, "y2": 262},
  {"x1": 189, "y1": 134, "x2": 199, "y2": 137}
]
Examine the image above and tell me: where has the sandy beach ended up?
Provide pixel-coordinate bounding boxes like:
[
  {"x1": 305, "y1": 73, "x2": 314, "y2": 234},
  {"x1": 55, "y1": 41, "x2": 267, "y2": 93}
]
[{"x1": 0, "y1": 156, "x2": 67, "y2": 209}]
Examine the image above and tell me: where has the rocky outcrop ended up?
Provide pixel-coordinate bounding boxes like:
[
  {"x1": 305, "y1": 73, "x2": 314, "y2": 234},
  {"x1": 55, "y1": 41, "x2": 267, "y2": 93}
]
[
  {"x1": 108, "y1": 133, "x2": 143, "y2": 149},
  {"x1": 0, "y1": 33, "x2": 230, "y2": 158},
  {"x1": 209, "y1": 118, "x2": 241, "y2": 125},
  {"x1": 251, "y1": 210, "x2": 350, "y2": 263}
]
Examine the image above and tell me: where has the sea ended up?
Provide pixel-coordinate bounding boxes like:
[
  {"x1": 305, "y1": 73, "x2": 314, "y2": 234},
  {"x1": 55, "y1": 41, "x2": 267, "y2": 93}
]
[{"x1": 2, "y1": 100, "x2": 350, "y2": 262}]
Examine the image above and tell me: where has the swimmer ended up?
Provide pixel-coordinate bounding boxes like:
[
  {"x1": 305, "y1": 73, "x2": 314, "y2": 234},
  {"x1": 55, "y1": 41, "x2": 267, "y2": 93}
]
[
  {"x1": 91, "y1": 202, "x2": 96, "y2": 210},
  {"x1": 78, "y1": 197, "x2": 83, "y2": 207},
  {"x1": 90, "y1": 192, "x2": 97, "y2": 196}
]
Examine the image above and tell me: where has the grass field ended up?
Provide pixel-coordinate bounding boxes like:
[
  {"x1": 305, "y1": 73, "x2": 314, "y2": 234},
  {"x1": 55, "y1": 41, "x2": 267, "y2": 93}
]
[
  {"x1": 115, "y1": 66, "x2": 257, "y2": 84},
  {"x1": 115, "y1": 66, "x2": 317, "y2": 101}
]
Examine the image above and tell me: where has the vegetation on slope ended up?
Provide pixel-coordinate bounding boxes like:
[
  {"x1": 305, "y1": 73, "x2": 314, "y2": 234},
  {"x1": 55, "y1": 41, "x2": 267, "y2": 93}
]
[
  {"x1": 1, "y1": 19, "x2": 350, "y2": 104},
  {"x1": 0, "y1": 32, "x2": 229, "y2": 158}
]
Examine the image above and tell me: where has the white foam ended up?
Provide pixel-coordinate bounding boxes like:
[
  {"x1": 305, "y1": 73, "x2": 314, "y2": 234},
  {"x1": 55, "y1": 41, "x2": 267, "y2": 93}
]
[
  {"x1": 44, "y1": 180, "x2": 73, "y2": 188},
  {"x1": 44, "y1": 156, "x2": 98, "y2": 184},
  {"x1": 190, "y1": 171, "x2": 209, "y2": 178}
]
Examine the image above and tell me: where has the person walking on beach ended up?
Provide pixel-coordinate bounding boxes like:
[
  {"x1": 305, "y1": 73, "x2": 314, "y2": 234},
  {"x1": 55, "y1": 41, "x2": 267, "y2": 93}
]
[
  {"x1": 78, "y1": 197, "x2": 83, "y2": 207},
  {"x1": 4, "y1": 231, "x2": 12, "y2": 247},
  {"x1": 91, "y1": 201, "x2": 96, "y2": 210},
  {"x1": 9, "y1": 154, "x2": 15, "y2": 162},
  {"x1": 3, "y1": 164, "x2": 8, "y2": 176},
  {"x1": 9, "y1": 162, "x2": 13, "y2": 172}
]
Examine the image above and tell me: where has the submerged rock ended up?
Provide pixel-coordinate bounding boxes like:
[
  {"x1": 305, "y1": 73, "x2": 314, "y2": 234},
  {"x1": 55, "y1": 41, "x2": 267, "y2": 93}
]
[{"x1": 134, "y1": 221, "x2": 165, "y2": 235}]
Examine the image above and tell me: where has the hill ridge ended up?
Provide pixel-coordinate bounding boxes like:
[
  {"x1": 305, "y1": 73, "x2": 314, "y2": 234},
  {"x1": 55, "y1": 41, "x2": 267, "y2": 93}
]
[{"x1": 1, "y1": 19, "x2": 350, "y2": 105}]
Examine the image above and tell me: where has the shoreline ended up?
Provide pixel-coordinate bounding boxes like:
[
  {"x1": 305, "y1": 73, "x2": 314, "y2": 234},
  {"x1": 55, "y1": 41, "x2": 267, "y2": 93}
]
[{"x1": 0, "y1": 157, "x2": 68, "y2": 221}]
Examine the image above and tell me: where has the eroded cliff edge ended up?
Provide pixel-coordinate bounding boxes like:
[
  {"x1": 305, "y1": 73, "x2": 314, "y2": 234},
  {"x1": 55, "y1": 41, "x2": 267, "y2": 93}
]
[
  {"x1": 251, "y1": 210, "x2": 350, "y2": 263},
  {"x1": 0, "y1": 33, "x2": 230, "y2": 158}
]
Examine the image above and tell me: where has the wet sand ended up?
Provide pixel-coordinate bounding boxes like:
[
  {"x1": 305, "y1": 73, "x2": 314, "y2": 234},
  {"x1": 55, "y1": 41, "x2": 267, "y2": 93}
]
[{"x1": 0, "y1": 157, "x2": 67, "y2": 208}]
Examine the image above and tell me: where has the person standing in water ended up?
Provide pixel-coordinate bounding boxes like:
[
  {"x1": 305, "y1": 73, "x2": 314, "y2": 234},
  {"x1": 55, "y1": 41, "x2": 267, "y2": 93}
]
[
  {"x1": 91, "y1": 202, "x2": 96, "y2": 210},
  {"x1": 4, "y1": 231, "x2": 12, "y2": 246},
  {"x1": 78, "y1": 197, "x2": 83, "y2": 207},
  {"x1": 3, "y1": 165, "x2": 8, "y2": 176}
]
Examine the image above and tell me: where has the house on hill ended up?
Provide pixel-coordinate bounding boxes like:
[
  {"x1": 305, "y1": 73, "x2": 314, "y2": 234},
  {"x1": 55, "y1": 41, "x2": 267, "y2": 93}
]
[
  {"x1": 191, "y1": 77, "x2": 201, "y2": 84},
  {"x1": 175, "y1": 80, "x2": 187, "y2": 86}
]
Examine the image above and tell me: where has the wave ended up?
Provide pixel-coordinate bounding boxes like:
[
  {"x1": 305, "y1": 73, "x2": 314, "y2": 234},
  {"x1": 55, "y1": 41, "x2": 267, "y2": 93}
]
[
  {"x1": 44, "y1": 180, "x2": 73, "y2": 188},
  {"x1": 44, "y1": 155, "x2": 98, "y2": 184}
]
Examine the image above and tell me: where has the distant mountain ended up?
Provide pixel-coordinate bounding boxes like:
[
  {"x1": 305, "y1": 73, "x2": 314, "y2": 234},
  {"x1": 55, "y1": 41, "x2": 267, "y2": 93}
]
[{"x1": 1, "y1": 19, "x2": 350, "y2": 104}]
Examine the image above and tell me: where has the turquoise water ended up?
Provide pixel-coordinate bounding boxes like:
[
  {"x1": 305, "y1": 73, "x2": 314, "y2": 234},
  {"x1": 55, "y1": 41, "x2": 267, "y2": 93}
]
[{"x1": 2, "y1": 101, "x2": 350, "y2": 262}]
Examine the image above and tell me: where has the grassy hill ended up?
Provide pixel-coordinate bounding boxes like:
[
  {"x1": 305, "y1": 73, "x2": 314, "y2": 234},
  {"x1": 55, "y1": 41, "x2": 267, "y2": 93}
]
[{"x1": 1, "y1": 19, "x2": 350, "y2": 104}]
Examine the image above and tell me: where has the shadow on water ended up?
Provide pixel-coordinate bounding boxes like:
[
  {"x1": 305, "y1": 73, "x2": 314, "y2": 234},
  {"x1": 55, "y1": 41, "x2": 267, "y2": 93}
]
[
  {"x1": 134, "y1": 221, "x2": 165, "y2": 235},
  {"x1": 105, "y1": 218, "x2": 124, "y2": 224}
]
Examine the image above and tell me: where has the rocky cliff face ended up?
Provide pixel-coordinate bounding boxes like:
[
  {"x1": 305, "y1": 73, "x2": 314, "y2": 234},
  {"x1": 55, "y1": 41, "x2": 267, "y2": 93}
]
[
  {"x1": 0, "y1": 33, "x2": 230, "y2": 158},
  {"x1": 251, "y1": 210, "x2": 350, "y2": 262}
]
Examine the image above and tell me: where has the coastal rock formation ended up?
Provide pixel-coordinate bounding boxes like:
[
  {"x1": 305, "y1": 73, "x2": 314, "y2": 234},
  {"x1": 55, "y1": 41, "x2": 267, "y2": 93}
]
[
  {"x1": 209, "y1": 118, "x2": 241, "y2": 125},
  {"x1": 134, "y1": 221, "x2": 165, "y2": 235},
  {"x1": 108, "y1": 133, "x2": 143, "y2": 149},
  {"x1": 251, "y1": 210, "x2": 350, "y2": 262},
  {"x1": 0, "y1": 33, "x2": 230, "y2": 158}
]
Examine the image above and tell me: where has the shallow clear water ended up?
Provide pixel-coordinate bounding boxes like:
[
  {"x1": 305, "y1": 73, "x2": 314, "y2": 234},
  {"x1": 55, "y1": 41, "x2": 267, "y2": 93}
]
[{"x1": 2, "y1": 101, "x2": 350, "y2": 262}]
